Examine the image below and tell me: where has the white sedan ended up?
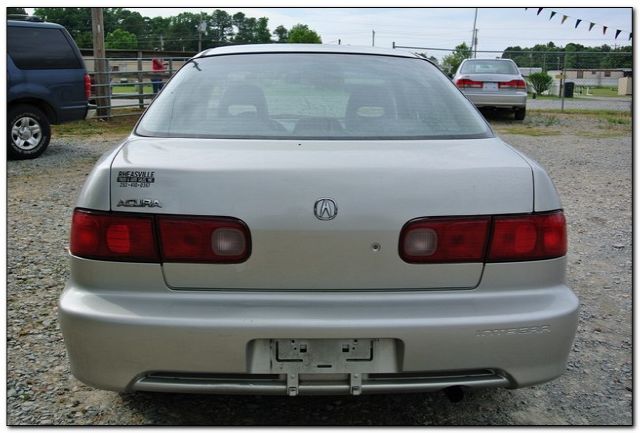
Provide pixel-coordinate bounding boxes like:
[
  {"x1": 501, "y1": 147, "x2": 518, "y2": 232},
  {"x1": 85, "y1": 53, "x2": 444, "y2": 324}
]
[{"x1": 59, "y1": 44, "x2": 578, "y2": 398}]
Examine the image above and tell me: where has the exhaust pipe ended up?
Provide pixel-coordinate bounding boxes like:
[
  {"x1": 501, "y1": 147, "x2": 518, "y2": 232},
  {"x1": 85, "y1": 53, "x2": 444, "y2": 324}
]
[{"x1": 443, "y1": 386, "x2": 465, "y2": 403}]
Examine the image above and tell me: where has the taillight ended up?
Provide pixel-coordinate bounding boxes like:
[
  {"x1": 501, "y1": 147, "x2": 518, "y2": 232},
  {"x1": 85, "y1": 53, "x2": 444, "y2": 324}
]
[
  {"x1": 158, "y1": 216, "x2": 250, "y2": 263},
  {"x1": 70, "y1": 209, "x2": 251, "y2": 263},
  {"x1": 499, "y1": 79, "x2": 527, "y2": 90},
  {"x1": 84, "y1": 74, "x2": 92, "y2": 99},
  {"x1": 400, "y1": 211, "x2": 566, "y2": 263},
  {"x1": 455, "y1": 78, "x2": 483, "y2": 89},
  {"x1": 70, "y1": 209, "x2": 158, "y2": 261},
  {"x1": 400, "y1": 217, "x2": 491, "y2": 263},
  {"x1": 488, "y1": 212, "x2": 566, "y2": 262}
]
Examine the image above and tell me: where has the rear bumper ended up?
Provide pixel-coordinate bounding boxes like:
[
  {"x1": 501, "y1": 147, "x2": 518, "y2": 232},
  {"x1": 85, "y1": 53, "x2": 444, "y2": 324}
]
[
  {"x1": 59, "y1": 258, "x2": 579, "y2": 395},
  {"x1": 463, "y1": 91, "x2": 527, "y2": 108}
]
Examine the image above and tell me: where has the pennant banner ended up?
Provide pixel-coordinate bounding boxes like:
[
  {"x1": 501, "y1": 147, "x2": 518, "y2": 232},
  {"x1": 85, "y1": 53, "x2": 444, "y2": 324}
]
[{"x1": 527, "y1": 8, "x2": 631, "y2": 40}]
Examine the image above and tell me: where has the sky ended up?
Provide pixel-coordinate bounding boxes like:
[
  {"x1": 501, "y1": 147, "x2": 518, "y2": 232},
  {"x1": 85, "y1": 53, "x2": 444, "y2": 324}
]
[
  {"x1": 129, "y1": 7, "x2": 632, "y2": 58},
  {"x1": 25, "y1": 7, "x2": 632, "y2": 60}
]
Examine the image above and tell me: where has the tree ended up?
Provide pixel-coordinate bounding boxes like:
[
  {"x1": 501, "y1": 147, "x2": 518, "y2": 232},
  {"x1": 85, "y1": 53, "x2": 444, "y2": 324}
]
[
  {"x1": 254, "y1": 17, "x2": 272, "y2": 43},
  {"x1": 440, "y1": 42, "x2": 471, "y2": 76},
  {"x1": 287, "y1": 24, "x2": 321, "y2": 43},
  {"x1": 105, "y1": 28, "x2": 138, "y2": 49},
  {"x1": 526, "y1": 72, "x2": 553, "y2": 95},
  {"x1": 273, "y1": 25, "x2": 288, "y2": 43},
  {"x1": 210, "y1": 9, "x2": 234, "y2": 43},
  {"x1": 8, "y1": 7, "x2": 27, "y2": 16}
]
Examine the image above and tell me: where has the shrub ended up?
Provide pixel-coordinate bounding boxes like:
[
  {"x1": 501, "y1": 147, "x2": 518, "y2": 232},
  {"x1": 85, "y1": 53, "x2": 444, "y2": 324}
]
[{"x1": 527, "y1": 72, "x2": 554, "y2": 95}]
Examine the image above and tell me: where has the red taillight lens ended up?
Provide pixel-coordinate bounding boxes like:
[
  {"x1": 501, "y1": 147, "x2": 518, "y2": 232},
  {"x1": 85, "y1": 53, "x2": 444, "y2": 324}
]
[
  {"x1": 84, "y1": 74, "x2": 92, "y2": 99},
  {"x1": 455, "y1": 78, "x2": 483, "y2": 89},
  {"x1": 158, "y1": 216, "x2": 250, "y2": 263},
  {"x1": 400, "y1": 217, "x2": 491, "y2": 263},
  {"x1": 70, "y1": 209, "x2": 158, "y2": 261},
  {"x1": 400, "y1": 211, "x2": 567, "y2": 264},
  {"x1": 499, "y1": 79, "x2": 527, "y2": 89},
  {"x1": 488, "y1": 212, "x2": 567, "y2": 261}
]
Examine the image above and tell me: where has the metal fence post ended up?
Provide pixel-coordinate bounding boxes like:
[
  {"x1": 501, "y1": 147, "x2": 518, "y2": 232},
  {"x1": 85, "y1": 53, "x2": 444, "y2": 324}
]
[
  {"x1": 137, "y1": 51, "x2": 144, "y2": 110},
  {"x1": 560, "y1": 52, "x2": 567, "y2": 112}
]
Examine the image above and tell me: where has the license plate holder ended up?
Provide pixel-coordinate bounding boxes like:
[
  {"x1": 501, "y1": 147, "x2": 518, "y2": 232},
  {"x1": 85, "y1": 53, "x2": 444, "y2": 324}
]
[
  {"x1": 483, "y1": 82, "x2": 498, "y2": 91},
  {"x1": 250, "y1": 338, "x2": 398, "y2": 374}
]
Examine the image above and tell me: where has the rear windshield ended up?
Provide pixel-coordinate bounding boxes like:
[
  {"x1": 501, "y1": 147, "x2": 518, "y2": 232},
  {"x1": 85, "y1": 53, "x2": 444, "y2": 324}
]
[
  {"x1": 136, "y1": 53, "x2": 492, "y2": 140},
  {"x1": 8, "y1": 26, "x2": 82, "y2": 70},
  {"x1": 460, "y1": 60, "x2": 519, "y2": 75}
]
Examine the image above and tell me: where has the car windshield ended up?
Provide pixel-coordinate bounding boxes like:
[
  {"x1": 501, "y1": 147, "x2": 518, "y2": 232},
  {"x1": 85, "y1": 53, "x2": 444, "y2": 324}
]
[
  {"x1": 460, "y1": 60, "x2": 519, "y2": 75},
  {"x1": 136, "y1": 53, "x2": 492, "y2": 140}
]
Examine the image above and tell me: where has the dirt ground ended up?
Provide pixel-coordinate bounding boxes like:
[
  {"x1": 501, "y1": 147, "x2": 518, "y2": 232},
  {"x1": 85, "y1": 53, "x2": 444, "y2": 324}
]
[{"x1": 6, "y1": 110, "x2": 632, "y2": 425}]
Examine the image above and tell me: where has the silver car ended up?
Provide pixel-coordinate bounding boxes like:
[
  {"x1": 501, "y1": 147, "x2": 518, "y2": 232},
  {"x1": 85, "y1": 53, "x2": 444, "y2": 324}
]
[
  {"x1": 453, "y1": 58, "x2": 528, "y2": 120},
  {"x1": 59, "y1": 45, "x2": 578, "y2": 397}
]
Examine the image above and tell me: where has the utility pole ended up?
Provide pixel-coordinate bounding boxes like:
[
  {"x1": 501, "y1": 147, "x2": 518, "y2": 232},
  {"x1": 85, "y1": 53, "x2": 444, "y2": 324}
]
[
  {"x1": 91, "y1": 7, "x2": 109, "y2": 119},
  {"x1": 473, "y1": 28, "x2": 478, "y2": 58},
  {"x1": 470, "y1": 8, "x2": 478, "y2": 58},
  {"x1": 197, "y1": 20, "x2": 207, "y2": 52},
  {"x1": 372, "y1": 29, "x2": 375, "y2": 47},
  {"x1": 159, "y1": 34, "x2": 164, "y2": 51}
]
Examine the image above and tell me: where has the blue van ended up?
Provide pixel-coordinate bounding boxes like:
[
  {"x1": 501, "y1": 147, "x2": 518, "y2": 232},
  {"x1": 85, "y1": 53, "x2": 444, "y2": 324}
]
[{"x1": 7, "y1": 19, "x2": 89, "y2": 159}]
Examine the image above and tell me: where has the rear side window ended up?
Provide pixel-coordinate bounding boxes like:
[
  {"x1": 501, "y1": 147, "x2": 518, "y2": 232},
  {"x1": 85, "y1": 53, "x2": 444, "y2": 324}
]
[
  {"x1": 8, "y1": 26, "x2": 81, "y2": 70},
  {"x1": 137, "y1": 53, "x2": 492, "y2": 140},
  {"x1": 460, "y1": 60, "x2": 519, "y2": 75}
]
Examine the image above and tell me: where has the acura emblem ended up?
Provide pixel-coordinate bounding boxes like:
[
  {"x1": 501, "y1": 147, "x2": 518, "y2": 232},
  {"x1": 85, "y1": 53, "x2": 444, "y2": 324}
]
[{"x1": 314, "y1": 198, "x2": 338, "y2": 221}]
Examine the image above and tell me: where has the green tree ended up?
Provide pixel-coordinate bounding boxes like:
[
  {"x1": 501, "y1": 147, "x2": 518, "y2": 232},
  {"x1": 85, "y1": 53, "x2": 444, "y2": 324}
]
[
  {"x1": 105, "y1": 28, "x2": 138, "y2": 49},
  {"x1": 287, "y1": 24, "x2": 321, "y2": 43},
  {"x1": 526, "y1": 72, "x2": 553, "y2": 95},
  {"x1": 254, "y1": 17, "x2": 272, "y2": 43},
  {"x1": 273, "y1": 25, "x2": 288, "y2": 43},
  {"x1": 440, "y1": 42, "x2": 471, "y2": 76},
  {"x1": 8, "y1": 7, "x2": 27, "y2": 16},
  {"x1": 210, "y1": 9, "x2": 234, "y2": 43}
]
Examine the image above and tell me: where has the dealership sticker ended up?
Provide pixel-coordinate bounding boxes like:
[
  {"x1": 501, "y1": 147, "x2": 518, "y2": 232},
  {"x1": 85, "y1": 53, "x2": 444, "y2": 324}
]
[{"x1": 117, "y1": 170, "x2": 155, "y2": 188}]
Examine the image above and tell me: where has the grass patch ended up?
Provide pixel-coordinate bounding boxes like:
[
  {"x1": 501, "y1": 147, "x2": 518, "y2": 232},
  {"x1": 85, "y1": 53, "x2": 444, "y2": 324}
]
[
  {"x1": 495, "y1": 126, "x2": 562, "y2": 137},
  {"x1": 111, "y1": 84, "x2": 154, "y2": 94},
  {"x1": 52, "y1": 115, "x2": 138, "y2": 138},
  {"x1": 579, "y1": 87, "x2": 619, "y2": 97}
]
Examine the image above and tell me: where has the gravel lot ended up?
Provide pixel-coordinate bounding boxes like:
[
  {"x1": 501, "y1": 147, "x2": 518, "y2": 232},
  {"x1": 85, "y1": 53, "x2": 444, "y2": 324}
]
[
  {"x1": 7, "y1": 112, "x2": 631, "y2": 425},
  {"x1": 527, "y1": 95, "x2": 631, "y2": 112}
]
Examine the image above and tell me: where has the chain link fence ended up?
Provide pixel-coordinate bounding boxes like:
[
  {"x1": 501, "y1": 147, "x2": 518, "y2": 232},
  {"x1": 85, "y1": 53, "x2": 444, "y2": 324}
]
[{"x1": 394, "y1": 44, "x2": 632, "y2": 112}]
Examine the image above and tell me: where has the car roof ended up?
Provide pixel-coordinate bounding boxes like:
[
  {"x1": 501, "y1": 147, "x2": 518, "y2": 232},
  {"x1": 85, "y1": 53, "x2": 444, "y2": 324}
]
[
  {"x1": 7, "y1": 19, "x2": 65, "y2": 29},
  {"x1": 462, "y1": 58, "x2": 515, "y2": 62},
  {"x1": 196, "y1": 44, "x2": 418, "y2": 59}
]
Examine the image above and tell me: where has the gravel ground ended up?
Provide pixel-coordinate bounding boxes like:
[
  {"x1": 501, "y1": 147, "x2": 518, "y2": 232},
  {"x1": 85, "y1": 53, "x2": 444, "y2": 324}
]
[
  {"x1": 7, "y1": 113, "x2": 632, "y2": 425},
  {"x1": 527, "y1": 96, "x2": 631, "y2": 112}
]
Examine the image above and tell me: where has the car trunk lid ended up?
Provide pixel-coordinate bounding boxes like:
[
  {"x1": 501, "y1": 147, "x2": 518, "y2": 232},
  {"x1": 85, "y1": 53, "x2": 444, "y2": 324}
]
[{"x1": 110, "y1": 137, "x2": 533, "y2": 290}]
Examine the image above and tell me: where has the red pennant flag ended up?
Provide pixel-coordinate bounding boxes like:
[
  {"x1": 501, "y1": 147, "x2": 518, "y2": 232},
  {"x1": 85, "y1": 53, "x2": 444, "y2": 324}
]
[
  {"x1": 537, "y1": 8, "x2": 544, "y2": 15},
  {"x1": 603, "y1": 26, "x2": 607, "y2": 35},
  {"x1": 561, "y1": 15, "x2": 569, "y2": 24},
  {"x1": 549, "y1": 11, "x2": 557, "y2": 20},
  {"x1": 615, "y1": 29, "x2": 622, "y2": 39},
  {"x1": 575, "y1": 19, "x2": 582, "y2": 29},
  {"x1": 588, "y1": 22, "x2": 595, "y2": 31}
]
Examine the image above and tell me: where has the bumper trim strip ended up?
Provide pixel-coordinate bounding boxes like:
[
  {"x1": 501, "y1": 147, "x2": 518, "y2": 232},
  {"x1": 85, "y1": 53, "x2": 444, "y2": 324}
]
[{"x1": 132, "y1": 371, "x2": 510, "y2": 395}]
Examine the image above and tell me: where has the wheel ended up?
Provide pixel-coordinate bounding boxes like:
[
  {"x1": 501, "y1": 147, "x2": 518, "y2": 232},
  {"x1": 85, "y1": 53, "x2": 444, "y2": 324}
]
[
  {"x1": 514, "y1": 107, "x2": 526, "y2": 121},
  {"x1": 8, "y1": 104, "x2": 51, "y2": 160}
]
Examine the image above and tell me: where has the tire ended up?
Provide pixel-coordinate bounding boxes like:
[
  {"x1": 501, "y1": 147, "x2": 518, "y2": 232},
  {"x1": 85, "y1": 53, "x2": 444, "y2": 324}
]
[
  {"x1": 514, "y1": 107, "x2": 526, "y2": 121},
  {"x1": 8, "y1": 104, "x2": 51, "y2": 160}
]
